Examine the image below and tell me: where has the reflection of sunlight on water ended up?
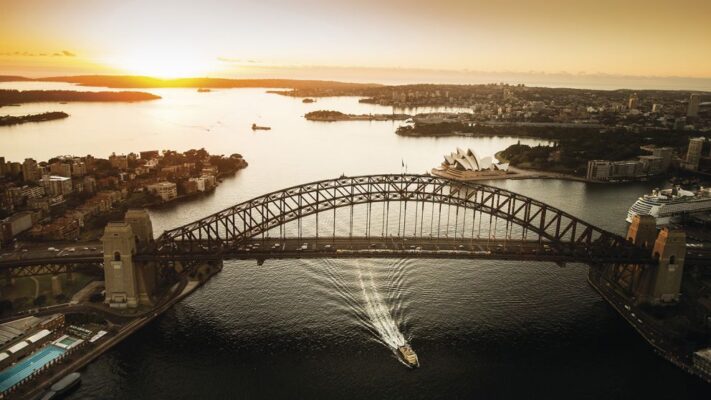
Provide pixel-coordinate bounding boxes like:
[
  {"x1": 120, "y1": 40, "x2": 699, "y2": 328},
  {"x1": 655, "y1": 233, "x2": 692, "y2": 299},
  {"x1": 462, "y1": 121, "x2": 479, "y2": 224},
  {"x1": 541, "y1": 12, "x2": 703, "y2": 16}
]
[{"x1": 358, "y1": 269, "x2": 406, "y2": 350}]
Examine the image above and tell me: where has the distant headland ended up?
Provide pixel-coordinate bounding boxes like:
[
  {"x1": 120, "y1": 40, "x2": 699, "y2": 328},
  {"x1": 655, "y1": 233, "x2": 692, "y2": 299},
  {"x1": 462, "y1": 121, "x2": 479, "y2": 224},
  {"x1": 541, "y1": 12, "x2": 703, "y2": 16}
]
[
  {"x1": 0, "y1": 111, "x2": 68, "y2": 126},
  {"x1": 0, "y1": 89, "x2": 161, "y2": 106}
]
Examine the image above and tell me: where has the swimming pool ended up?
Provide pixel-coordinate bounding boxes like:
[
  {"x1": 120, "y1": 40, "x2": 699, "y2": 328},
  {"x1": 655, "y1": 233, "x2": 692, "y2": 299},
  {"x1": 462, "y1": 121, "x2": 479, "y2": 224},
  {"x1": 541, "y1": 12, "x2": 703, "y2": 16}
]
[{"x1": 0, "y1": 345, "x2": 65, "y2": 393}]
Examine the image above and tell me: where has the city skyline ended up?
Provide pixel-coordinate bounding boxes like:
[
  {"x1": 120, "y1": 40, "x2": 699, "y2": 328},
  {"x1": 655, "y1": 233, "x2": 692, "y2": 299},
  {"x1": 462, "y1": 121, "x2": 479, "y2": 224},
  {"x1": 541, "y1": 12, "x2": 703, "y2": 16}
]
[{"x1": 2, "y1": 0, "x2": 711, "y2": 84}]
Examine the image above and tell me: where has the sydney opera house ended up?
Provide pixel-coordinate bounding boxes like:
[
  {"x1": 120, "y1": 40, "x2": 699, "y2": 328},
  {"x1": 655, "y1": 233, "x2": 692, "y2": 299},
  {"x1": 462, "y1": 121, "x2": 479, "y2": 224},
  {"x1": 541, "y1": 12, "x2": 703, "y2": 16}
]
[{"x1": 432, "y1": 148, "x2": 509, "y2": 181}]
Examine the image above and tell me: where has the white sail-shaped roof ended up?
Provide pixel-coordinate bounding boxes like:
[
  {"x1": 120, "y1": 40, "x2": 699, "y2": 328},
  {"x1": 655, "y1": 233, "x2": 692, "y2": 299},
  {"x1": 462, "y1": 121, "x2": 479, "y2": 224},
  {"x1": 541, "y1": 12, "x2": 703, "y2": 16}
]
[{"x1": 442, "y1": 148, "x2": 503, "y2": 172}]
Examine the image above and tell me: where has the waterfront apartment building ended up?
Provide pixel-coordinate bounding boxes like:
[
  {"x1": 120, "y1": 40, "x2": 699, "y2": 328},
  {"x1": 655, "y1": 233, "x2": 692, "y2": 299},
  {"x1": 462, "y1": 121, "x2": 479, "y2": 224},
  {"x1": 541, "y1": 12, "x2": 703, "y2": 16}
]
[
  {"x1": 146, "y1": 182, "x2": 178, "y2": 202},
  {"x1": 638, "y1": 155, "x2": 664, "y2": 175},
  {"x1": 586, "y1": 160, "x2": 645, "y2": 181}
]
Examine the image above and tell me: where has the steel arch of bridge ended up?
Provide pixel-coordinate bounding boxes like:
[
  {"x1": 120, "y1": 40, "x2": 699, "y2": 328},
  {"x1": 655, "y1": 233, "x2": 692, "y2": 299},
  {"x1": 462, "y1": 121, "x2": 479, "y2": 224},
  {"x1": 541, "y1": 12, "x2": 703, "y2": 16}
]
[{"x1": 155, "y1": 174, "x2": 650, "y2": 262}]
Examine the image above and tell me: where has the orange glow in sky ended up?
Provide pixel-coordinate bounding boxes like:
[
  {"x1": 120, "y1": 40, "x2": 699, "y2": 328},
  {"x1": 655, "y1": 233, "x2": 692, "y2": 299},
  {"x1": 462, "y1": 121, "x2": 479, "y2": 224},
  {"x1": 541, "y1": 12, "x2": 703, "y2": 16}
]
[{"x1": 1, "y1": 0, "x2": 711, "y2": 80}]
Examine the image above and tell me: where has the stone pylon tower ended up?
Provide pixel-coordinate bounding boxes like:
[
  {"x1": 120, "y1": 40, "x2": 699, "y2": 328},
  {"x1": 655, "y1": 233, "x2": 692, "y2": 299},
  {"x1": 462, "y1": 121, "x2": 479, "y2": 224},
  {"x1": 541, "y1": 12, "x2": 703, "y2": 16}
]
[
  {"x1": 102, "y1": 209, "x2": 157, "y2": 308},
  {"x1": 647, "y1": 228, "x2": 686, "y2": 304},
  {"x1": 609, "y1": 215, "x2": 658, "y2": 295},
  {"x1": 622, "y1": 216, "x2": 686, "y2": 304},
  {"x1": 102, "y1": 222, "x2": 139, "y2": 308},
  {"x1": 627, "y1": 215, "x2": 657, "y2": 249}
]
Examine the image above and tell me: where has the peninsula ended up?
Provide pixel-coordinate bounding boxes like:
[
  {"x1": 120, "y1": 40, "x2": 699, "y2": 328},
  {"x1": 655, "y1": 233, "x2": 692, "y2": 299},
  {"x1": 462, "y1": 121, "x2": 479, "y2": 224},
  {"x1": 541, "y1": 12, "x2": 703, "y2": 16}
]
[
  {"x1": 0, "y1": 111, "x2": 68, "y2": 126},
  {"x1": 305, "y1": 110, "x2": 410, "y2": 122},
  {"x1": 0, "y1": 89, "x2": 160, "y2": 106}
]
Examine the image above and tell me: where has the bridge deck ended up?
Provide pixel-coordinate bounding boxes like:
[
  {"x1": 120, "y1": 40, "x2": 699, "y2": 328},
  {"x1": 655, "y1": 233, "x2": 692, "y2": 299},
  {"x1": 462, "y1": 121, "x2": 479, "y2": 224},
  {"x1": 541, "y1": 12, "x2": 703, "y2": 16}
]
[
  {"x1": 3, "y1": 237, "x2": 710, "y2": 270},
  {"x1": 144, "y1": 237, "x2": 658, "y2": 264}
]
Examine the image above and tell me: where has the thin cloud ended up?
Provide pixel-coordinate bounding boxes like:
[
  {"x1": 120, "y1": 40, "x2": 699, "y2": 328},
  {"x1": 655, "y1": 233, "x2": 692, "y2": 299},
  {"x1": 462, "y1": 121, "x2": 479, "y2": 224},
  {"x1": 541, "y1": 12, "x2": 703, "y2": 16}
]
[
  {"x1": 218, "y1": 57, "x2": 259, "y2": 64},
  {"x1": 0, "y1": 50, "x2": 77, "y2": 57}
]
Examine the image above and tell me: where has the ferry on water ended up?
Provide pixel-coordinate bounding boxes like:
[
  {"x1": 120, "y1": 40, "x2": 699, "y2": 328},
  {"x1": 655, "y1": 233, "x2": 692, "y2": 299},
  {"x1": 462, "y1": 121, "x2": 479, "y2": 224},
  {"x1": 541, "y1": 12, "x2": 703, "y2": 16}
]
[
  {"x1": 626, "y1": 186, "x2": 711, "y2": 226},
  {"x1": 397, "y1": 344, "x2": 419, "y2": 368},
  {"x1": 251, "y1": 123, "x2": 271, "y2": 130}
]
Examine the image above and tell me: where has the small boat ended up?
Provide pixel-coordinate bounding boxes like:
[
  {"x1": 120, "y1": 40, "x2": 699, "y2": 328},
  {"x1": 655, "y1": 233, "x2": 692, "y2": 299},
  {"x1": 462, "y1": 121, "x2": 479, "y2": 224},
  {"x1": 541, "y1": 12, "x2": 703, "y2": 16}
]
[
  {"x1": 197, "y1": 88, "x2": 211, "y2": 93},
  {"x1": 39, "y1": 372, "x2": 81, "y2": 399},
  {"x1": 251, "y1": 123, "x2": 271, "y2": 130},
  {"x1": 397, "y1": 344, "x2": 419, "y2": 368},
  {"x1": 302, "y1": 98, "x2": 315, "y2": 103}
]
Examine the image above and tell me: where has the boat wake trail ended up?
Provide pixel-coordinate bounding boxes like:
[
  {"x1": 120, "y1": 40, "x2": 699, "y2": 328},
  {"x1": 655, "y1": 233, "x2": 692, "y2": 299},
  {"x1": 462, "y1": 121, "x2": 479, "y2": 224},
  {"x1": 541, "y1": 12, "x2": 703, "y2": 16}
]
[{"x1": 358, "y1": 269, "x2": 406, "y2": 350}]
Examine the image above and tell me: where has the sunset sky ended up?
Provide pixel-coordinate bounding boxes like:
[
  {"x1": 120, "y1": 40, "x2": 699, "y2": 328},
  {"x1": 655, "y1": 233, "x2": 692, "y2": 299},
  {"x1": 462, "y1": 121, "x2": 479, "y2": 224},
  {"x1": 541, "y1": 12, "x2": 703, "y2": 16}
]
[{"x1": 2, "y1": 0, "x2": 711, "y2": 82}]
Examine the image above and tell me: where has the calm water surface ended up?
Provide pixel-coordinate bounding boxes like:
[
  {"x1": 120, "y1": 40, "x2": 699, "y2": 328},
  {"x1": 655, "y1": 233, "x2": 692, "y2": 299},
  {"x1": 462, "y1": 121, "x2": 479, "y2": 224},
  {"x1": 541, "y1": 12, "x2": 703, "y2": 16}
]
[{"x1": 1, "y1": 83, "x2": 708, "y2": 398}]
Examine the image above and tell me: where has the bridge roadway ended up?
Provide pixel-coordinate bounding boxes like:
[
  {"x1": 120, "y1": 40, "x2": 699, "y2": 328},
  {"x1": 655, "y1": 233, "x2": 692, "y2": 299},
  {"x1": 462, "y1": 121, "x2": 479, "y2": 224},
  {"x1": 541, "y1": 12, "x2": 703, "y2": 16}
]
[
  {"x1": 145, "y1": 237, "x2": 656, "y2": 264},
  {"x1": 2, "y1": 238, "x2": 711, "y2": 270}
]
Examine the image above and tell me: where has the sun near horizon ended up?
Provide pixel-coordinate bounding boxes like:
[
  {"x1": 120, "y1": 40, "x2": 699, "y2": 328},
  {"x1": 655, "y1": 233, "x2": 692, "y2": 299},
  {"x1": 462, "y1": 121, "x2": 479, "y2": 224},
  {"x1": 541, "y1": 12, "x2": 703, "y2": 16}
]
[{"x1": 2, "y1": 0, "x2": 711, "y2": 82}]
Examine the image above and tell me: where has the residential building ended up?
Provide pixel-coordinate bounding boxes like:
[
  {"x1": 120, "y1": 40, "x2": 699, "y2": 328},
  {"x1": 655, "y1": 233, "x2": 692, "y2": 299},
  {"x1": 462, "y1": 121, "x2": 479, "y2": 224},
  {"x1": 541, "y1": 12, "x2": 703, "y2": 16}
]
[
  {"x1": 638, "y1": 155, "x2": 664, "y2": 175},
  {"x1": 0, "y1": 212, "x2": 33, "y2": 242},
  {"x1": 586, "y1": 160, "x2": 644, "y2": 181},
  {"x1": 71, "y1": 162, "x2": 87, "y2": 177},
  {"x1": 21, "y1": 158, "x2": 40, "y2": 182},
  {"x1": 587, "y1": 160, "x2": 611, "y2": 180},
  {"x1": 41, "y1": 175, "x2": 73, "y2": 196},
  {"x1": 146, "y1": 182, "x2": 178, "y2": 202},
  {"x1": 109, "y1": 153, "x2": 129, "y2": 170},
  {"x1": 49, "y1": 162, "x2": 72, "y2": 177}
]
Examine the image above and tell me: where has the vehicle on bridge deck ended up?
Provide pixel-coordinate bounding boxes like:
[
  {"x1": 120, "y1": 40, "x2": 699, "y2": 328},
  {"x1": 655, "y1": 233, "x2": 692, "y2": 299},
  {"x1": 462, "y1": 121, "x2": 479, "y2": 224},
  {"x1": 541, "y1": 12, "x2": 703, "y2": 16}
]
[{"x1": 397, "y1": 344, "x2": 419, "y2": 368}]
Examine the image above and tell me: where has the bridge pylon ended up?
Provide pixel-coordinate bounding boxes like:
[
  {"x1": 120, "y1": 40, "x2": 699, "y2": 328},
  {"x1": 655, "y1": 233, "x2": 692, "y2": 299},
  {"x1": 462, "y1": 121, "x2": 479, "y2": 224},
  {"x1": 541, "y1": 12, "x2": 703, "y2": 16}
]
[
  {"x1": 642, "y1": 228, "x2": 686, "y2": 304},
  {"x1": 605, "y1": 216, "x2": 686, "y2": 305},
  {"x1": 627, "y1": 215, "x2": 657, "y2": 248},
  {"x1": 101, "y1": 209, "x2": 157, "y2": 308}
]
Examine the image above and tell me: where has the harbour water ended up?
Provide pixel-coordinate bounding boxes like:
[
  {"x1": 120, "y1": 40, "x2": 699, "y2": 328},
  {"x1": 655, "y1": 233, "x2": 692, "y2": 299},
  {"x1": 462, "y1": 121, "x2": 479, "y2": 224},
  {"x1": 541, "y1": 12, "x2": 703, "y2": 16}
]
[{"x1": 1, "y1": 82, "x2": 709, "y2": 398}]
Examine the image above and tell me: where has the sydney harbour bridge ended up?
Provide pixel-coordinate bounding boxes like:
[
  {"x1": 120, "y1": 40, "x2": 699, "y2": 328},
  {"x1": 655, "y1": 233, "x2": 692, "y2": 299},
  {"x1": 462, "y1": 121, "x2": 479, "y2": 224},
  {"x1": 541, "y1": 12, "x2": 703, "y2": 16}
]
[{"x1": 0, "y1": 174, "x2": 703, "y2": 308}]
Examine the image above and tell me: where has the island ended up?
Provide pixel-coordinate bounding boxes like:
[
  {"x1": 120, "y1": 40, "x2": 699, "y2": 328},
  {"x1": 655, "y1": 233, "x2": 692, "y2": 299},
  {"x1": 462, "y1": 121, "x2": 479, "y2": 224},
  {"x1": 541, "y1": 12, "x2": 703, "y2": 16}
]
[
  {"x1": 305, "y1": 110, "x2": 410, "y2": 122},
  {"x1": 0, "y1": 111, "x2": 69, "y2": 126},
  {"x1": 0, "y1": 89, "x2": 161, "y2": 106}
]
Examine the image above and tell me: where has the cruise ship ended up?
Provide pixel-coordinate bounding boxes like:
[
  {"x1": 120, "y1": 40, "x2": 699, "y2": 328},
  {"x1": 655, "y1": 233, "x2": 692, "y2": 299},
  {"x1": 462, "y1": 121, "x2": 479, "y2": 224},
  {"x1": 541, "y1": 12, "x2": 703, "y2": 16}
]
[{"x1": 626, "y1": 186, "x2": 711, "y2": 226}]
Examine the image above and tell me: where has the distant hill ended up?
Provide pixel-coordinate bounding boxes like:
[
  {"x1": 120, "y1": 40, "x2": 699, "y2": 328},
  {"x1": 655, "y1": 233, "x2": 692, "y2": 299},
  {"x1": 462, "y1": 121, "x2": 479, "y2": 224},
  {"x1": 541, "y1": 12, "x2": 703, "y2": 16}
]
[
  {"x1": 0, "y1": 75, "x2": 382, "y2": 90},
  {"x1": 0, "y1": 76, "x2": 33, "y2": 82}
]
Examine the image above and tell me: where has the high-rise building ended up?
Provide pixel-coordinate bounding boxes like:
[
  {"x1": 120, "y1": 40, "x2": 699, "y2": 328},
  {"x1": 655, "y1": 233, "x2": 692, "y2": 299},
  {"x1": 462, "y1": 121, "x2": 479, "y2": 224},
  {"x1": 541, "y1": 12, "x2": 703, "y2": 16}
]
[
  {"x1": 41, "y1": 175, "x2": 73, "y2": 196},
  {"x1": 652, "y1": 103, "x2": 663, "y2": 113},
  {"x1": 652, "y1": 147, "x2": 673, "y2": 171},
  {"x1": 683, "y1": 137, "x2": 705, "y2": 171},
  {"x1": 49, "y1": 162, "x2": 72, "y2": 177},
  {"x1": 628, "y1": 93, "x2": 639, "y2": 110},
  {"x1": 687, "y1": 94, "x2": 701, "y2": 117},
  {"x1": 21, "y1": 158, "x2": 40, "y2": 182}
]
